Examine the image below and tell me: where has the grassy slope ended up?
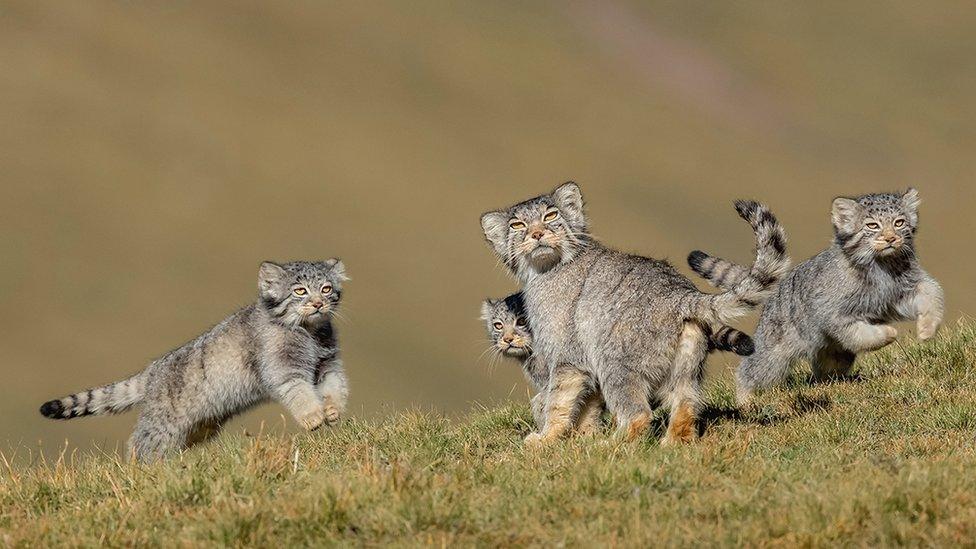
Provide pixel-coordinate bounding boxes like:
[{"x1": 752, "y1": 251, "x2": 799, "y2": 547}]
[{"x1": 2, "y1": 324, "x2": 975, "y2": 547}]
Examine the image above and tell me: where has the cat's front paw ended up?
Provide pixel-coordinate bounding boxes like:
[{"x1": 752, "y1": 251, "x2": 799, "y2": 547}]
[
  {"x1": 323, "y1": 405, "x2": 341, "y2": 425},
  {"x1": 879, "y1": 325, "x2": 898, "y2": 347},
  {"x1": 298, "y1": 408, "x2": 327, "y2": 431},
  {"x1": 917, "y1": 314, "x2": 941, "y2": 341},
  {"x1": 523, "y1": 432, "x2": 548, "y2": 449}
]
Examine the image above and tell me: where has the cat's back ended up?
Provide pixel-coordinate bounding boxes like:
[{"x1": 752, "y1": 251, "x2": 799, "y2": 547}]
[
  {"x1": 146, "y1": 305, "x2": 260, "y2": 389},
  {"x1": 577, "y1": 248, "x2": 695, "y2": 312},
  {"x1": 768, "y1": 247, "x2": 841, "y2": 303}
]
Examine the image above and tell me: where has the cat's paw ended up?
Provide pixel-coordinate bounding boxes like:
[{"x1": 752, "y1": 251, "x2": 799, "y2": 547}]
[
  {"x1": 298, "y1": 408, "x2": 327, "y2": 431},
  {"x1": 879, "y1": 325, "x2": 898, "y2": 347},
  {"x1": 323, "y1": 405, "x2": 341, "y2": 425},
  {"x1": 523, "y1": 432, "x2": 547, "y2": 449},
  {"x1": 917, "y1": 314, "x2": 941, "y2": 341}
]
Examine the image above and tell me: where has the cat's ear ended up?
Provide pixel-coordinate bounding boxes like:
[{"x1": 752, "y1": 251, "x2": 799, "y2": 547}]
[
  {"x1": 901, "y1": 187, "x2": 921, "y2": 214},
  {"x1": 831, "y1": 197, "x2": 862, "y2": 232},
  {"x1": 325, "y1": 258, "x2": 349, "y2": 281},
  {"x1": 258, "y1": 261, "x2": 286, "y2": 295},
  {"x1": 480, "y1": 211, "x2": 510, "y2": 251},
  {"x1": 552, "y1": 181, "x2": 586, "y2": 226}
]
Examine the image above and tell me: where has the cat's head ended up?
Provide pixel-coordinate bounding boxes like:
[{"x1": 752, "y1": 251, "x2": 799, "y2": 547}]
[
  {"x1": 831, "y1": 189, "x2": 920, "y2": 264},
  {"x1": 257, "y1": 259, "x2": 348, "y2": 327},
  {"x1": 480, "y1": 293, "x2": 533, "y2": 358},
  {"x1": 480, "y1": 182, "x2": 590, "y2": 281}
]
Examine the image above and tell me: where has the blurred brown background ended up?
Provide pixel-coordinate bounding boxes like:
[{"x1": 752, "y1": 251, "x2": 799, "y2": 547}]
[{"x1": 2, "y1": 1, "x2": 973, "y2": 453}]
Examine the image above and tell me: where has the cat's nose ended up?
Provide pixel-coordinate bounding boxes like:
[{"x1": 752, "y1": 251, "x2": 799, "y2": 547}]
[
  {"x1": 311, "y1": 300, "x2": 324, "y2": 309},
  {"x1": 530, "y1": 230, "x2": 544, "y2": 240},
  {"x1": 884, "y1": 235, "x2": 897, "y2": 243},
  {"x1": 502, "y1": 335, "x2": 514, "y2": 343}
]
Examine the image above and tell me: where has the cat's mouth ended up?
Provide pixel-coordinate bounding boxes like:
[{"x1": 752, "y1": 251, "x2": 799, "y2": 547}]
[
  {"x1": 305, "y1": 309, "x2": 331, "y2": 320},
  {"x1": 498, "y1": 343, "x2": 530, "y2": 356},
  {"x1": 526, "y1": 244, "x2": 561, "y2": 266},
  {"x1": 875, "y1": 243, "x2": 902, "y2": 255}
]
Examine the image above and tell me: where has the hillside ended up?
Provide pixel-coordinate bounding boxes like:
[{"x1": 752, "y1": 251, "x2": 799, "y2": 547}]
[{"x1": 3, "y1": 324, "x2": 974, "y2": 546}]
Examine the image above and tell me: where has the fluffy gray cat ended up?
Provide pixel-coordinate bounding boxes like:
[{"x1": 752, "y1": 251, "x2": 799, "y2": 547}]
[
  {"x1": 481, "y1": 292, "x2": 604, "y2": 435},
  {"x1": 481, "y1": 292, "x2": 758, "y2": 434},
  {"x1": 40, "y1": 260, "x2": 350, "y2": 462},
  {"x1": 480, "y1": 183, "x2": 789, "y2": 445},
  {"x1": 690, "y1": 189, "x2": 944, "y2": 404}
]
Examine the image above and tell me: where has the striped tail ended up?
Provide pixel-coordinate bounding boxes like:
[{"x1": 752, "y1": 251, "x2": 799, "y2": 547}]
[
  {"x1": 709, "y1": 325, "x2": 755, "y2": 356},
  {"x1": 39, "y1": 371, "x2": 147, "y2": 420},
  {"x1": 683, "y1": 200, "x2": 790, "y2": 325}
]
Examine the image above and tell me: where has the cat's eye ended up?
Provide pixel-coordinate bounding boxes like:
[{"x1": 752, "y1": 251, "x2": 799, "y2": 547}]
[
  {"x1": 516, "y1": 318, "x2": 527, "y2": 327},
  {"x1": 493, "y1": 322, "x2": 504, "y2": 330},
  {"x1": 322, "y1": 285, "x2": 333, "y2": 295},
  {"x1": 293, "y1": 287, "x2": 308, "y2": 296},
  {"x1": 865, "y1": 222, "x2": 880, "y2": 230},
  {"x1": 509, "y1": 220, "x2": 526, "y2": 231},
  {"x1": 543, "y1": 210, "x2": 560, "y2": 222},
  {"x1": 894, "y1": 219, "x2": 905, "y2": 228}
]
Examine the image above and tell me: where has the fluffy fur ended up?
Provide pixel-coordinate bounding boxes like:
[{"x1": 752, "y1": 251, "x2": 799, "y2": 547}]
[
  {"x1": 695, "y1": 189, "x2": 944, "y2": 404},
  {"x1": 40, "y1": 260, "x2": 350, "y2": 462},
  {"x1": 480, "y1": 182, "x2": 788, "y2": 445},
  {"x1": 481, "y1": 293, "x2": 605, "y2": 435}
]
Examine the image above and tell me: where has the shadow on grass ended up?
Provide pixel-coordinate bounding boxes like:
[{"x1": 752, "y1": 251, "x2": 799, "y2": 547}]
[
  {"x1": 696, "y1": 392, "x2": 833, "y2": 437},
  {"x1": 515, "y1": 391, "x2": 833, "y2": 441},
  {"x1": 808, "y1": 371, "x2": 867, "y2": 385}
]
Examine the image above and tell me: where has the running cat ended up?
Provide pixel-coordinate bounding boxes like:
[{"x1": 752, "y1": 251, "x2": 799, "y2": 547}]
[
  {"x1": 690, "y1": 189, "x2": 943, "y2": 404},
  {"x1": 40, "y1": 260, "x2": 350, "y2": 461}
]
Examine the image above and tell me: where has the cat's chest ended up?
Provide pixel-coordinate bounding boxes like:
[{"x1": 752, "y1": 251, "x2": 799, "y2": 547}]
[
  {"x1": 846, "y1": 267, "x2": 915, "y2": 318},
  {"x1": 275, "y1": 329, "x2": 337, "y2": 366}
]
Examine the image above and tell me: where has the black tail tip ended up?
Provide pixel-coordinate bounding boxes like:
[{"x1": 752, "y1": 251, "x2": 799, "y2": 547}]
[
  {"x1": 732, "y1": 336, "x2": 756, "y2": 356},
  {"x1": 40, "y1": 400, "x2": 63, "y2": 419},
  {"x1": 687, "y1": 250, "x2": 708, "y2": 271}
]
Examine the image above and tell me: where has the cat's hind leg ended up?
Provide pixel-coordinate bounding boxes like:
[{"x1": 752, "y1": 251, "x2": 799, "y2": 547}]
[
  {"x1": 128, "y1": 409, "x2": 191, "y2": 463},
  {"x1": 602, "y1": 367, "x2": 654, "y2": 442},
  {"x1": 736, "y1": 335, "x2": 802, "y2": 406},
  {"x1": 661, "y1": 322, "x2": 709, "y2": 445}
]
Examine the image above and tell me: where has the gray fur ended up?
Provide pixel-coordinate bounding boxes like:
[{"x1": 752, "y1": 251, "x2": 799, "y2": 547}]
[
  {"x1": 481, "y1": 289, "x2": 757, "y2": 434},
  {"x1": 40, "y1": 259, "x2": 350, "y2": 462},
  {"x1": 481, "y1": 293, "x2": 605, "y2": 434},
  {"x1": 716, "y1": 189, "x2": 945, "y2": 404},
  {"x1": 480, "y1": 182, "x2": 789, "y2": 445}
]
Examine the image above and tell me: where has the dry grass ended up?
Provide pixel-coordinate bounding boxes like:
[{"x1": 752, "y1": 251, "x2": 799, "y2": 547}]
[{"x1": 3, "y1": 323, "x2": 975, "y2": 547}]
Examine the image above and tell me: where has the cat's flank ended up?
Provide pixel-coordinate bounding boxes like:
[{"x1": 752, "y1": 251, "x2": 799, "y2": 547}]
[
  {"x1": 691, "y1": 189, "x2": 944, "y2": 404},
  {"x1": 480, "y1": 183, "x2": 789, "y2": 446},
  {"x1": 40, "y1": 260, "x2": 350, "y2": 462}
]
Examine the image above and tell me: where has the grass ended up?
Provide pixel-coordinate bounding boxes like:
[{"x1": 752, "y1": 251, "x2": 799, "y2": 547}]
[{"x1": 3, "y1": 324, "x2": 976, "y2": 547}]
